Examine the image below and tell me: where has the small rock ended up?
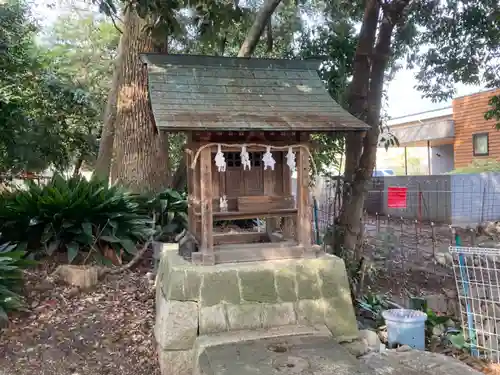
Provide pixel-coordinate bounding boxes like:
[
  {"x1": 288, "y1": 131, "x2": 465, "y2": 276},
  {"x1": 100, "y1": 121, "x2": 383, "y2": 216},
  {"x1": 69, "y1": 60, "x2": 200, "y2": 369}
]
[
  {"x1": 359, "y1": 329, "x2": 381, "y2": 349},
  {"x1": 432, "y1": 324, "x2": 446, "y2": 337},
  {"x1": 68, "y1": 287, "x2": 80, "y2": 298},
  {"x1": 396, "y1": 344, "x2": 412, "y2": 352},
  {"x1": 342, "y1": 340, "x2": 369, "y2": 357},
  {"x1": 34, "y1": 280, "x2": 53, "y2": 292}
]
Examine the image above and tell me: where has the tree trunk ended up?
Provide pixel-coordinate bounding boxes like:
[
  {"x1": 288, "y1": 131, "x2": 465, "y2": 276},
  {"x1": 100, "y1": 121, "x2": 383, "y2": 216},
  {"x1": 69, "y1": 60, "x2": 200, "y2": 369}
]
[
  {"x1": 72, "y1": 156, "x2": 83, "y2": 177},
  {"x1": 94, "y1": 29, "x2": 124, "y2": 182},
  {"x1": 336, "y1": 1, "x2": 410, "y2": 262},
  {"x1": 334, "y1": 0, "x2": 380, "y2": 257},
  {"x1": 238, "y1": 0, "x2": 282, "y2": 57},
  {"x1": 110, "y1": 8, "x2": 170, "y2": 194}
]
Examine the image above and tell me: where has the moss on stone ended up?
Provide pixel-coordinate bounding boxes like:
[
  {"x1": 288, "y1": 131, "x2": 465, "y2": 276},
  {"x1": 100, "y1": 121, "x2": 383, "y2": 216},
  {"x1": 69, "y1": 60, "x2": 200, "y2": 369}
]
[
  {"x1": 296, "y1": 264, "x2": 321, "y2": 300},
  {"x1": 317, "y1": 261, "x2": 346, "y2": 299},
  {"x1": 166, "y1": 269, "x2": 186, "y2": 301},
  {"x1": 184, "y1": 270, "x2": 202, "y2": 301},
  {"x1": 201, "y1": 271, "x2": 240, "y2": 306},
  {"x1": 239, "y1": 269, "x2": 278, "y2": 303},
  {"x1": 275, "y1": 268, "x2": 297, "y2": 302}
]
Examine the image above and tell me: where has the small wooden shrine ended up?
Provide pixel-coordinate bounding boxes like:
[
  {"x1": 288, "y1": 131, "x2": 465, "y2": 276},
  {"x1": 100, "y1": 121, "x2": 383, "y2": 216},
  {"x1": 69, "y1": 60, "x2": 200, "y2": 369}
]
[{"x1": 142, "y1": 54, "x2": 368, "y2": 265}]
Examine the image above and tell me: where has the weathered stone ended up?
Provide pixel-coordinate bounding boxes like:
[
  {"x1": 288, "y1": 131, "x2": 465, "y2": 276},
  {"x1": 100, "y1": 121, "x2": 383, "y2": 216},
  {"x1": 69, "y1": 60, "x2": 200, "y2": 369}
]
[
  {"x1": 185, "y1": 270, "x2": 202, "y2": 300},
  {"x1": 155, "y1": 298, "x2": 198, "y2": 350},
  {"x1": 226, "y1": 304, "x2": 262, "y2": 330},
  {"x1": 275, "y1": 268, "x2": 297, "y2": 302},
  {"x1": 261, "y1": 302, "x2": 297, "y2": 328},
  {"x1": 296, "y1": 299, "x2": 324, "y2": 325},
  {"x1": 201, "y1": 271, "x2": 240, "y2": 306},
  {"x1": 158, "y1": 348, "x2": 194, "y2": 375},
  {"x1": 198, "y1": 335, "x2": 376, "y2": 375},
  {"x1": 199, "y1": 304, "x2": 228, "y2": 334},
  {"x1": 341, "y1": 339, "x2": 369, "y2": 357},
  {"x1": 359, "y1": 329, "x2": 381, "y2": 350},
  {"x1": 361, "y1": 349, "x2": 482, "y2": 374},
  {"x1": 323, "y1": 295, "x2": 359, "y2": 340},
  {"x1": 296, "y1": 264, "x2": 321, "y2": 300},
  {"x1": 317, "y1": 260, "x2": 349, "y2": 299},
  {"x1": 239, "y1": 269, "x2": 277, "y2": 303},
  {"x1": 165, "y1": 269, "x2": 186, "y2": 301}
]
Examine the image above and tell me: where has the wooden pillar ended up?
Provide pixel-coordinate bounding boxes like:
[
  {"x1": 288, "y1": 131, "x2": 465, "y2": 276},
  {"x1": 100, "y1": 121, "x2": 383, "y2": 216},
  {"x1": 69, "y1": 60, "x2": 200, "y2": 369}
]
[
  {"x1": 263, "y1": 154, "x2": 276, "y2": 234},
  {"x1": 186, "y1": 149, "x2": 195, "y2": 234},
  {"x1": 200, "y1": 147, "x2": 214, "y2": 265},
  {"x1": 296, "y1": 148, "x2": 312, "y2": 248},
  {"x1": 282, "y1": 152, "x2": 294, "y2": 239}
]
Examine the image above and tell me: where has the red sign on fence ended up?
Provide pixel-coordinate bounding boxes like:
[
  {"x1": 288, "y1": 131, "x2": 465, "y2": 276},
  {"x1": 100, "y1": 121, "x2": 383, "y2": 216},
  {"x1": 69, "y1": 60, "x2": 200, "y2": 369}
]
[{"x1": 387, "y1": 187, "x2": 407, "y2": 208}]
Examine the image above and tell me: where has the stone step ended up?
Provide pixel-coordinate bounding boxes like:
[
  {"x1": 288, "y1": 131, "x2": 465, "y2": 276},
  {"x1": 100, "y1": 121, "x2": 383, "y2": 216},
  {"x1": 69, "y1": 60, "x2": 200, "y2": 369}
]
[{"x1": 198, "y1": 334, "x2": 374, "y2": 375}]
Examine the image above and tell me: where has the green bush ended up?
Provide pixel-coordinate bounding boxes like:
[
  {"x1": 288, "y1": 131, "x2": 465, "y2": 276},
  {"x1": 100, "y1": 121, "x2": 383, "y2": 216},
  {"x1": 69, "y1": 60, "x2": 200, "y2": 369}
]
[
  {"x1": 0, "y1": 242, "x2": 35, "y2": 320},
  {"x1": 0, "y1": 174, "x2": 154, "y2": 264},
  {"x1": 148, "y1": 188, "x2": 188, "y2": 242}
]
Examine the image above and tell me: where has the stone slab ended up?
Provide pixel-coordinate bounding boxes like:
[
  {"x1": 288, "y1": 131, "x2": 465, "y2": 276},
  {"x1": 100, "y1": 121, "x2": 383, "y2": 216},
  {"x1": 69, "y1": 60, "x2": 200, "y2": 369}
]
[
  {"x1": 158, "y1": 348, "x2": 194, "y2": 375},
  {"x1": 198, "y1": 334, "x2": 375, "y2": 375},
  {"x1": 360, "y1": 350, "x2": 482, "y2": 374},
  {"x1": 155, "y1": 298, "x2": 198, "y2": 350},
  {"x1": 193, "y1": 325, "x2": 332, "y2": 375}
]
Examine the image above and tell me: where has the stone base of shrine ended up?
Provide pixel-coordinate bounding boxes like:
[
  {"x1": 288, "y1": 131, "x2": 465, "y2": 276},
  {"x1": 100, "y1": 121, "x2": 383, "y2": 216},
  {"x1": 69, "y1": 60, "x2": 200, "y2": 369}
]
[{"x1": 154, "y1": 242, "x2": 359, "y2": 375}]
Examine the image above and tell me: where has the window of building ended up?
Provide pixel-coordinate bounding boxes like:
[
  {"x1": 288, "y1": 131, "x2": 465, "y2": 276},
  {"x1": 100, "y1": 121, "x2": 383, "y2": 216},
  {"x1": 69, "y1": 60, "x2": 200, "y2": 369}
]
[
  {"x1": 473, "y1": 133, "x2": 489, "y2": 156},
  {"x1": 225, "y1": 152, "x2": 263, "y2": 167}
]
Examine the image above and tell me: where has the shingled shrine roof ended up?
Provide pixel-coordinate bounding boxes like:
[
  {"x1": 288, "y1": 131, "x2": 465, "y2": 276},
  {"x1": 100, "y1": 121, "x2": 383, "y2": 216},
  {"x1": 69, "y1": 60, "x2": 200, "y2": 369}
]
[{"x1": 141, "y1": 54, "x2": 369, "y2": 132}]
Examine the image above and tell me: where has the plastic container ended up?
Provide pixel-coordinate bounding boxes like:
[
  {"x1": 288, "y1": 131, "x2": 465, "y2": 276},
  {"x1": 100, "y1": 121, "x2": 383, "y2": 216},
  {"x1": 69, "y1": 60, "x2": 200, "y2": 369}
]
[{"x1": 382, "y1": 309, "x2": 428, "y2": 350}]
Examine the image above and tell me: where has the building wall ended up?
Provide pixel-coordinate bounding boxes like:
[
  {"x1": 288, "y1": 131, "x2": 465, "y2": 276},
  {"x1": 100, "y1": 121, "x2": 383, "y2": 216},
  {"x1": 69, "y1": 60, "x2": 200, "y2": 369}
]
[
  {"x1": 453, "y1": 89, "x2": 500, "y2": 167},
  {"x1": 430, "y1": 144, "x2": 454, "y2": 174}
]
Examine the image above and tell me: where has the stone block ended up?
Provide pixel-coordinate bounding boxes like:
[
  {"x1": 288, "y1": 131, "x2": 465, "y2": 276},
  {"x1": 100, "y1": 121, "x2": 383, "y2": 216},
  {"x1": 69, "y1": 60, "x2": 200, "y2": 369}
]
[
  {"x1": 296, "y1": 264, "x2": 321, "y2": 300},
  {"x1": 296, "y1": 299, "x2": 325, "y2": 325},
  {"x1": 239, "y1": 269, "x2": 278, "y2": 303},
  {"x1": 158, "y1": 348, "x2": 194, "y2": 375},
  {"x1": 185, "y1": 270, "x2": 202, "y2": 301},
  {"x1": 199, "y1": 304, "x2": 228, "y2": 334},
  {"x1": 323, "y1": 295, "x2": 359, "y2": 341},
  {"x1": 275, "y1": 268, "x2": 297, "y2": 302},
  {"x1": 261, "y1": 302, "x2": 297, "y2": 328},
  {"x1": 165, "y1": 269, "x2": 186, "y2": 301},
  {"x1": 201, "y1": 271, "x2": 240, "y2": 306},
  {"x1": 226, "y1": 304, "x2": 262, "y2": 330},
  {"x1": 155, "y1": 298, "x2": 198, "y2": 350},
  {"x1": 317, "y1": 260, "x2": 350, "y2": 299}
]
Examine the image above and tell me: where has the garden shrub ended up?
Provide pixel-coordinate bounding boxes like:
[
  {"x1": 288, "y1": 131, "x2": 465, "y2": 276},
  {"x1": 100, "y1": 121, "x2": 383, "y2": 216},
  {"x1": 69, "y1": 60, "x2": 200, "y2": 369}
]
[
  {"x1": 147, "y1": 188, "x2": 188, "y2": 242},
  {"x1": 0, "y1": 174, "x2": 154, "y2": 264},
  {"x1": 0, "y1": 242, "x2": 35, "y2": 320}
]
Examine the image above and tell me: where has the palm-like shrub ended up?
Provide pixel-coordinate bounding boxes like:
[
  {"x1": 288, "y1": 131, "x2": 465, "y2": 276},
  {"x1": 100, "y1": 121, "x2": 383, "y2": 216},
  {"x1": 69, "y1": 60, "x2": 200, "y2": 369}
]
[
  {"x1": 0, "y1": 174, "x2": 154, "y2": 264},
  {"x1": 0, "y1": 242, "x2": 35, "y2": 320}
]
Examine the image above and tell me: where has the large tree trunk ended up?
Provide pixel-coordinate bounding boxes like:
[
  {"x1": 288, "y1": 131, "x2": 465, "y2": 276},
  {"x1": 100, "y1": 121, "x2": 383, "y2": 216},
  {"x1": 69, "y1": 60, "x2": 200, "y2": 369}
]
[
  {"x1": 336, "y1": 0, "x2": 410, "y2": 260},
  {"x1": 334, "y1": 0, "x2": 380, "y2": 257},
  {"x1": 94, "y1": 29, "x2": 124, "y2": 182},
  {"x1": 110, "y1": 8, "x2": 170, "y2": 194}
]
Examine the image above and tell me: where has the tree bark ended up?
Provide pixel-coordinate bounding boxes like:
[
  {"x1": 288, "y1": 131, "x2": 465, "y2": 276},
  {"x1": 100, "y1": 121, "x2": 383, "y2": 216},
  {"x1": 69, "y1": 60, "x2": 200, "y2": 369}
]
[
  {"x1": 72, "y1": 156, "x2": 83, "y2": 177},
  {"x1": 110, "y1": 8, "x2": 170, "y2": 194},
  {"x1": 94, "y1": 29, "x2": 124, "y2": 182},
  {"x1": 237, "y1": 0, "x2": 282, "y2": 57},
  {"x1": 336, "y1": 0, "x2": 410, "y2": 261},
  {"x1": 334, "y1": 0, "x2": 380, "y2": 257}
]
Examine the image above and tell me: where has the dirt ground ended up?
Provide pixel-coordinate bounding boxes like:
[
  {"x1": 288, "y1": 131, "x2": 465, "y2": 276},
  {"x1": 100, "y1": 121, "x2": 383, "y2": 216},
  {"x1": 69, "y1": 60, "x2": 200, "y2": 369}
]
[{"x1": 0, "y1": 261, "x2": 159, "y2": 375}]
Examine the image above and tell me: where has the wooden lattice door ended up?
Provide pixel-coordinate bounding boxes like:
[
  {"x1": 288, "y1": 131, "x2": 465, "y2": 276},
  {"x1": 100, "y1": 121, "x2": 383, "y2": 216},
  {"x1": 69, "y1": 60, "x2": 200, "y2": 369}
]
[{"x1": 221, "y1": 152, "x2": 263, "y2": 197}]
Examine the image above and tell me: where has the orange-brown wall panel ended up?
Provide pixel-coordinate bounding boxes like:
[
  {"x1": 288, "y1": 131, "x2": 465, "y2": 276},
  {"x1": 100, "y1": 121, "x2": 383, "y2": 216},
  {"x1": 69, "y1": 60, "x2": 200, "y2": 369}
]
[{"x1": 452, "y1": 89, "x2": 500, "y2": 167}]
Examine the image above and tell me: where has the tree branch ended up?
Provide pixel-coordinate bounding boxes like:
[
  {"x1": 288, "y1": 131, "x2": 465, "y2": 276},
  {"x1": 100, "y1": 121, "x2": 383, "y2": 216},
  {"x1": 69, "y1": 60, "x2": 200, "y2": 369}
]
[{"x1": 237, "y1": 0, "x2": 282, "y2": 57}]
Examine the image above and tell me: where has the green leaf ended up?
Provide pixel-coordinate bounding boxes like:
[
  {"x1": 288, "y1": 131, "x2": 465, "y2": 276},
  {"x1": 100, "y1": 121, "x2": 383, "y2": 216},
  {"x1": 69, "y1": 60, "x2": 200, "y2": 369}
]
[
  {"x1": 67, "y1": 242, "x2": 79, "y2": 264},
  {"x1": 47, "y1": 240, "x2": 60, "y2": 255},
  {"x1": 100, "y1": 235, "x2": 121, "y2": 243},
  {"x1": 81, "y1": 222, "x2": 93, "y2": 238},
  {"x1": 448, "y1": 333, "x2": 467, "y2": 349},
  {"x1": 120, "y1": 238, "x2": 137, "y2": 255}
]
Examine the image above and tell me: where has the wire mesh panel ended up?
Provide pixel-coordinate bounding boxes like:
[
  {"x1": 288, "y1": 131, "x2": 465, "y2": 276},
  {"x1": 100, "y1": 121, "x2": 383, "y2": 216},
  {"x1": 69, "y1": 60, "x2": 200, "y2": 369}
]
[{"x1": 450, "y1": 246, "x2": 500, "y2": 362}]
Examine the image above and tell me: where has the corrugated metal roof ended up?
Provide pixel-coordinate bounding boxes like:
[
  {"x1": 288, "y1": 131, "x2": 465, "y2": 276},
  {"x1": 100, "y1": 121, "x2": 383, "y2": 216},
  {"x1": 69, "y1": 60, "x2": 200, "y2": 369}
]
[{"x1": 141, "y1": 54, "x2": 369, "y2": 132}]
